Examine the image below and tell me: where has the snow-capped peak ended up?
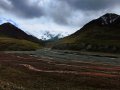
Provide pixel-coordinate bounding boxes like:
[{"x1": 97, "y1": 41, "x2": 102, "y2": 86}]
[{"x1": 100, "y1": 13, "x2": 120, "y2": 25}]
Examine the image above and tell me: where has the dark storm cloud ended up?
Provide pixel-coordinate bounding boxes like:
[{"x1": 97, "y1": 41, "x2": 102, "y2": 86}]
[
  {"x1": 51, "y1": 0, "x2": 120, "y2": 25},
  {"x1": 0, "y1": 0, "x2": 43, "y2": 18},
  {"x1": 0, "y1": 0, "x2": 120, "y2": 25},
  {"x1": 10, "y1": 0, "x2": 43, "y2": 18},
  {"x1": 64, "y1": 0, "x2": 119, "y2": 11}
]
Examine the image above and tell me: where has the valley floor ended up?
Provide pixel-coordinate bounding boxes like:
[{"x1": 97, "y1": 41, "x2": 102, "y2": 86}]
[{"x1": 0, "y1": 49, "x2": 120, "y2": 90}]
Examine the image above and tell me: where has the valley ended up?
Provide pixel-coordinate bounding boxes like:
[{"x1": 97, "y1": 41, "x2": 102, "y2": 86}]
[
  {"x1": 0, "y1": 0, "x2": 120, "y2": 90},
  {"x1": 0, "y1": 13, "x2": 120, "y2": 90}
]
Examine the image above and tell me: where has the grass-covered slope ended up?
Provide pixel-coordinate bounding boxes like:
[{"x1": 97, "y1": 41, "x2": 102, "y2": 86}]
[
  {"x1": 0, "y1": 37, "x2": 41, "y2": 51},
  {"x1": 0, "y1": 22, "x2": 44, "y2": 51},
  {"x1": 52, "y1": 13, "x2": 120, "y2": 53},
  {"x1": 0, "y1": 23, "x2": 43, "y2": 45}
]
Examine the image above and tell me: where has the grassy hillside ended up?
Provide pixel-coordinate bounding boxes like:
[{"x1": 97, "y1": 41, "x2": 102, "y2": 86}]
[
  {"x1": 0, "y1": 37, "x2": 42, "y2": 51},
  {"x1": 52, "y1": 13, "x2": 120, "y2": 53},
  {"x1": 0, "y1": 22, "x2": 44, "y2": 50},
  {"x1": 0, "y1": 23, "x2": 43, "y2": 45}
]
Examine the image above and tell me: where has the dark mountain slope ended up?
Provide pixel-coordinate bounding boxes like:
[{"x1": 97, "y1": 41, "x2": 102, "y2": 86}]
[
  {"x1": 0, "y1": 23, "x2": 43, "y2": 44},
  {"x1": 53, "y1": 13, "x2": 120, "y2": 53},
  {"x1": 0, "y1": 22, "x2": 43, "y2": 51}
]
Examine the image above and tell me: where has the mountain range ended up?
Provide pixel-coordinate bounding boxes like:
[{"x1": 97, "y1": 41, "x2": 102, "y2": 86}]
[
  {"x1": 52, "y1": 13, "x2": 120, "y2": 53},
  {"x1": 0, "y1": 13, "x2": 120, "y2": 52}
]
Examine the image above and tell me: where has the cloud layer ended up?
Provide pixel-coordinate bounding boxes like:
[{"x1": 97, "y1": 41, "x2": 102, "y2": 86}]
[
  {"x1": 0, "y1": 0, "x2": 120, "y2": 38},
  {"x1": 65, "y1": 0, "x2": 119, "y2": 11},
  {"x1": 0, "y1": 0, "x2": 43, "y2": 18},
  {"x1": 0, "y1": 0, "x2": 120, "y2": 24}
]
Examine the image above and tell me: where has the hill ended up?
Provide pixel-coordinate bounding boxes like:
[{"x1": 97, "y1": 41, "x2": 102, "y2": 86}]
[
  {"x1": 0, "y1": 22, "x2": 43, "y2": 51},
  {"x1": 0, "y1": 23, "x2": 43, "y2": 44},
  {"x1": 52, "y1": 13, "x2": 120, "y2": 53}
]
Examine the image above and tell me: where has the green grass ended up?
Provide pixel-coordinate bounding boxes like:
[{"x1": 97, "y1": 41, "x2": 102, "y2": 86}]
[
  {"x1": 52, "y1": 25, "x2": 120, "y2": 53},
  {"x1": 0, "y1": 37, "x2": 42, "y2": 51}
]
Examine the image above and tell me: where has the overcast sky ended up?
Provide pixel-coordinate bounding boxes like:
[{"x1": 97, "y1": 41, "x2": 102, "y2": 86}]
[{"x1": 0, "y1": 0, "x2": 120, "y2": 38}]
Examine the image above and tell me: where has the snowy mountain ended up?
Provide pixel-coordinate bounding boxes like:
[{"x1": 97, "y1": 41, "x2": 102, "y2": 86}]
[{"x1": 98, "y1": 13, "x2": 120, "y2": 25}]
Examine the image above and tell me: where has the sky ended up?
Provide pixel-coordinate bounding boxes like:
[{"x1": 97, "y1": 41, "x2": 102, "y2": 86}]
[{"x1": 0, "y1": 0, "x2": 120, "y2": 39}]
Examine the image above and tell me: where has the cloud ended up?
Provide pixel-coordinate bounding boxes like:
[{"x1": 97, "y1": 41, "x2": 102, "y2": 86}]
[
  {"x1": 0, "y1": 0, "x2": 73, "y2": 25},
  {"x1": 0, "y1": 0, "x2": 119, "y2": 25},
  {"x1": 0, "y1": 0, "x2": 43, "y2": 18},
  {"x1": 0, "y1": 0, "x2": 71, "y2": 25},
  {"x1": 64, "y1": 0, "x2": 119, "y2": 11},
  {"x1": 0, "y1": 0, "x2": 11, "y2": 10},
  {"x1": 0, "y1": 0, "x2": 120, "y2": 20},
  {"x1": 43, "y1": 0, "x2": 73, "y2": 25},
  {"x1": 1, "y1": 0, "x2": 120, "y2": 39},
  {"x1": 43, "y1": 0, "x2": 120, "y2": 25}
]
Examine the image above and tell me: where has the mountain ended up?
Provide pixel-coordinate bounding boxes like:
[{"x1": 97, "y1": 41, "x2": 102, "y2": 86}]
[
  {"x1": 0, "y1": 23, "x2": 43, "y2": 44},
  {"x1": 0, "y1": 22, "x2": 43, "y2": 51},
  {"x1": 52, "y1": 13, "x2": 120, "y2": 53}
]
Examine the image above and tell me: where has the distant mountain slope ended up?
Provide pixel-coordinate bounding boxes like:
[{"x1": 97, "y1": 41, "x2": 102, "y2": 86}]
[
  {"x1": 0, "y1": 23, "x2": 43, "y2": 44},
  {"x1": 53, "y1": 13, "x2": 120, "y2": 53}
]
